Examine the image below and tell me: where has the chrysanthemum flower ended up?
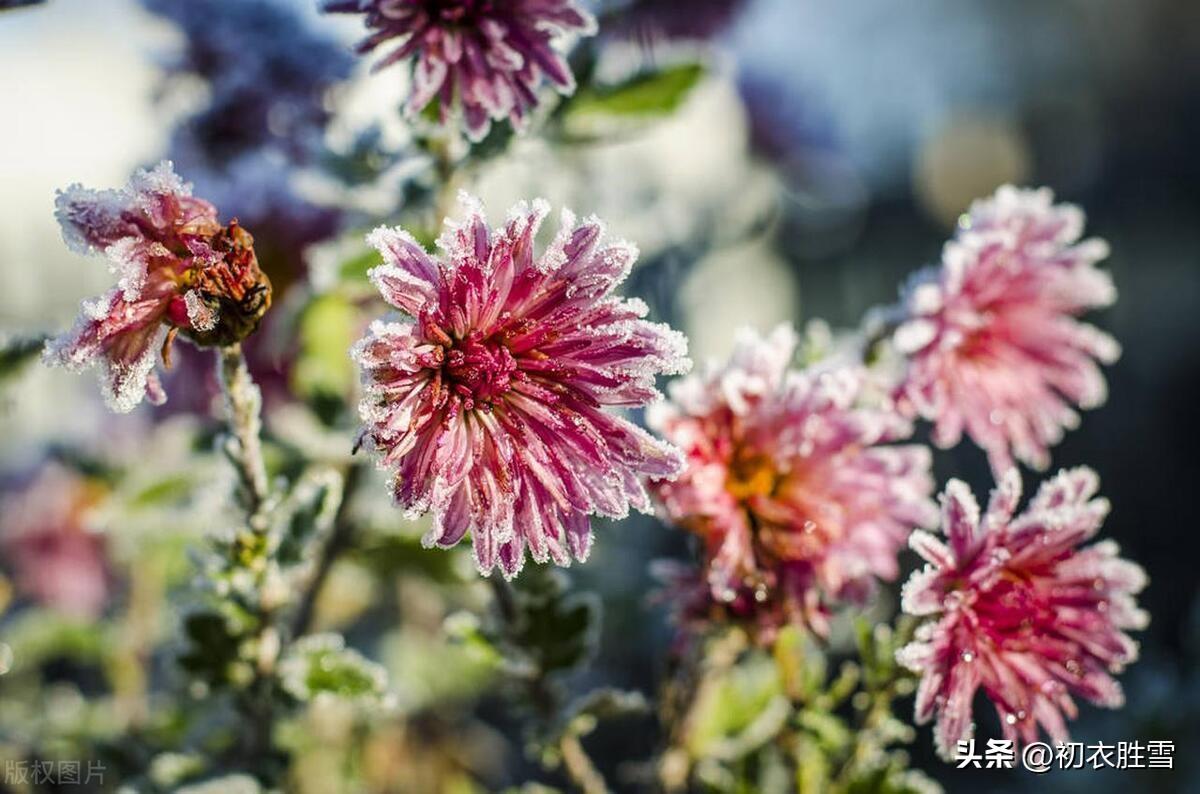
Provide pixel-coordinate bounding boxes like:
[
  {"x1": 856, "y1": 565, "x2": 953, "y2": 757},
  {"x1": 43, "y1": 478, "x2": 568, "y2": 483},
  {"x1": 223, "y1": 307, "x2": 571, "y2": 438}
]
[
  {"x1": 324, "y1": 0, "x2": 596, "y2": 142},
  {"x1": 893, "y1": 186, "x2": 1120, "y2": 473},
  {"x1": 0, "y1": 464, "x2": 110, "y2": 619},
  {"x1": 45, "y1": 162, "x2": 272, "y2": 412},
  {"x1": 897, "y1": 468, "x2": 1147, "y2": 758},
  {"x1": 647, "y1": 325, "x2": 937, "y2": 637},
  {"x1": 352, "y1": 193, "x2": 688, "y2": 578}
]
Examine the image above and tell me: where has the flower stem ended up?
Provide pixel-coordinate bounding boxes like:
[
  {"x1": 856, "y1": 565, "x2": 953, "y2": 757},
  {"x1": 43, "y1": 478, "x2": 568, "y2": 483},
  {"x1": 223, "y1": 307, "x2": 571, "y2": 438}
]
[
  {"x1": 488, "y1": 574, "x2": 611, "y2": 794},
  {"x1": 218, "y1": 344, "x2": 269, "y2": 518}
]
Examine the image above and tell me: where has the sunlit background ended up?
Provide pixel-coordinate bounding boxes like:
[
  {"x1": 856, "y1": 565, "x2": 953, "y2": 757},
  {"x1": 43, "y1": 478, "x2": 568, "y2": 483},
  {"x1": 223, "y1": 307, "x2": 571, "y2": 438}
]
[{"x1": 1, "y1": 0, "x2": 1198, "y2": 791}]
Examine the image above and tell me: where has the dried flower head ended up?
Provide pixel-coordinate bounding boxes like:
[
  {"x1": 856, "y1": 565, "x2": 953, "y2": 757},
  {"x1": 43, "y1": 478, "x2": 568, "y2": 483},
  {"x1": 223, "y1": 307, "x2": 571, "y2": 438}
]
[
  {"x1": 893, "y1": 186, "x2": 1120, "y2": 473},
  {"x1": 45, "y1": 162, "x2": 272, "y2": 411},
  {"x1": 323, "y1": 0, "x2": 596, "y2": 141},
  {"x1": 0, "y1": 463, "x2": 110, "y2": 619},
  {"x1": 648, "y1": 325, "x2": 937, "y2": 639},
  {"x1": 352, "y1": 193, "x2": 688, "y2": 578},
  {"x1": 897, "y1": 468, "x2": 1147, "y2": 758}
]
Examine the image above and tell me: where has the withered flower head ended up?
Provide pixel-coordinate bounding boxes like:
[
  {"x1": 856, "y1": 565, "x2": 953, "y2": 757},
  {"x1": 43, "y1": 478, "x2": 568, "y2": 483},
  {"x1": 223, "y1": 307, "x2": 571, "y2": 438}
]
[{"x1": 46, "y1": 161, "x2": 272, "y2": 411}]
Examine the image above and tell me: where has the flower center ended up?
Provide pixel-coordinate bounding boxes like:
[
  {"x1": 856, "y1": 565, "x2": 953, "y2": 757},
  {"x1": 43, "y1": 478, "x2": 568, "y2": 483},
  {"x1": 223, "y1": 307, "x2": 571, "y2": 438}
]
[
  {"x1": 727, "y1": 452, "x2": 780, "y2": 502},
  {"x1": 438, "y1": 329, "x2": 518, "y2": 412}
]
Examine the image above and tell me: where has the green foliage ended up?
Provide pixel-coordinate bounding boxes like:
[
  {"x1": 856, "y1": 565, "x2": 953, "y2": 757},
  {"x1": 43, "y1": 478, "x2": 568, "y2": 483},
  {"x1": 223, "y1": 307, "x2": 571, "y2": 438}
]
[
  {"x1": 501, "y1": 565, "x2": 600, "y2": 678},
  {"x1": 293, "y1": 292, "x2": 359, "y2": 404},
  {"x1": 567, "y1": 63, "x2": 706, "y2": 120},
  {"x1": 279, "y1": 634, "x2": 388, "y2": 705},
  {"x1": 0, "y1": 333, "x2": 45, "y2": 383},
  {"x1": 673, "y1": 620, "x2": 939, "y2": 794}
]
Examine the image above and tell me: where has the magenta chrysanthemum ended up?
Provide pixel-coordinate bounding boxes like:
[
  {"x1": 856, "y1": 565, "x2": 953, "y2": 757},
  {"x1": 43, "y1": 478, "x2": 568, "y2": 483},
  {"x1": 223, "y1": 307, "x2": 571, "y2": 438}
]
[
  {"x1": 324, "y1": 0, "x2": 596, "y2": 142},
  {"x1": 0, "y1": 464, "x2": 109, "y2": 619},
  {"x1": 893, "y1": 186, "x2": 1120, "y2": 474},
  {"x1": 647, "y1": 325, "x2": 937, "y2": 638},
  {"x1": 45, "y1": 161, "x2": 271, "y2": 412},
  {"x1": 896, "y1": 468, "x2": 1147, "y2": 759},
  {"x1": 352, "y1": 193, "x2": 688, "y2": 578}
]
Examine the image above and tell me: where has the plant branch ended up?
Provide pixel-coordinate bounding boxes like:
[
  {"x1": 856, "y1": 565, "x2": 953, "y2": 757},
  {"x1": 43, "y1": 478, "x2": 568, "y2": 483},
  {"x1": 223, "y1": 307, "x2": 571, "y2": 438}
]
[
  {"x1": 488, "y1": 574, "x2": 610, "y2": 794},
  {"x1": 219, "y1": 344, "x2": 270, "y2": 518},
  {"x1": 290, "y1": 461, "x2": 364, "y2": 637}
]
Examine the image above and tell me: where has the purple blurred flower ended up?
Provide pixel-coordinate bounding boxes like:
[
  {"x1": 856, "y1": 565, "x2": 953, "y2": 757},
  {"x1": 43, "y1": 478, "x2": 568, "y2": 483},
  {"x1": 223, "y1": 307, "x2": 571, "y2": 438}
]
[
  {"x1": 142, "y1": 0, "x2": 352, "y2": 280},
  {"x1": 324, "y1": 0, "x2": 596, "y2": 141},
  {"x1": 1, "y1": 464, "x2": 110, "y2": 619}
]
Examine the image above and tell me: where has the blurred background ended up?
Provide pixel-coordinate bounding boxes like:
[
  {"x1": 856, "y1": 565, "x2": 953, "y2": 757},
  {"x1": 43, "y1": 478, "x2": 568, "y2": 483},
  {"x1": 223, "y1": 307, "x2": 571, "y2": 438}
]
[{"x1": 1, "y1": 0, "x2": 1198, "y2": 791}]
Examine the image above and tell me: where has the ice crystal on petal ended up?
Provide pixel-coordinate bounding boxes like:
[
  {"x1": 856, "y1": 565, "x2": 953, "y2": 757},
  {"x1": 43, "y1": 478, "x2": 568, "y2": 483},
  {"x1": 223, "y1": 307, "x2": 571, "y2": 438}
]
[
  {"x1": 896, "y1": 468, "x2": 1147, "y2": 758},
  {"x1": 323, "y1": 0, "x2": 596, "y2": 142},
  {"x1": 352, "y1": 194, "x2": 689, "y2": 578},
  {"x1": 647, "y1": 324, "x2": 938, "y2": 641},
  {"x1": 894, "y1": 185, "x2": 1120, "y2": 474}
]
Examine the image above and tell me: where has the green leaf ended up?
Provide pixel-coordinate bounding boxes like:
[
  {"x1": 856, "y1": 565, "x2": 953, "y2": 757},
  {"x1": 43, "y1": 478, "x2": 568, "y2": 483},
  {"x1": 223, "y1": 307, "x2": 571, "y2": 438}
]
[
  {"x1": 280, "y1": 633, "x2": 388, "y2": 705},
  {"x1": 506, "y1": 566, "x2": 600, "y2": 676},
  {"x1": 337, "y1": 247, "x2": 383, "y2": 284},
  {"x1": 564, "y1": 63, "x2": 705, "y2": 123},
  {"x1": 563, "y1": 688, "x2": 649, "y2": 738},
  {"x1": 0, "y1": 334, "x2": 46, "y2": 382},
  {"x1": 178, "y1": 611, "x2": 241, "y2": 685},
  {"x1": 275, "y1": 468, "x2": 344, "y2": 566}
]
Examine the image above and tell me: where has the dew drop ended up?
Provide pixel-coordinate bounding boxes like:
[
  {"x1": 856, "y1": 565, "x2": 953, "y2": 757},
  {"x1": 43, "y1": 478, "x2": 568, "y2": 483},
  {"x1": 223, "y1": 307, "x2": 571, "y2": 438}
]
[{"x1": 960, "y1": 650, "x2": 975, "y2": 663}]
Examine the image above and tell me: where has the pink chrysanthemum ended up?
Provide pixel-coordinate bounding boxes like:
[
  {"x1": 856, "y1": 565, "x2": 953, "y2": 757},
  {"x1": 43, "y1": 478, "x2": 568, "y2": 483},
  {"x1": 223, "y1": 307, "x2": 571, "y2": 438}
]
[
  {"x1": 352, "y1": 193, "x2": 688, "y2": 578},
  {"x1": 0, "y1": 464, "x2": 110, "y2": 619},
  {"x1": 893, "y1": 186, "x2": 1120, "y2": 473},
  {"x1": 46, "y1": 161, "x2": 271, "y2": 412},
  {"x1": 324, "y1": 0, "x2": 596, "y2": 142},
  {"x1": 647, "y1": 325, "x2": 937, "y2": 638},
  {"x1": 896, "y1": 468, "x2": 1147, "y2": 758}
]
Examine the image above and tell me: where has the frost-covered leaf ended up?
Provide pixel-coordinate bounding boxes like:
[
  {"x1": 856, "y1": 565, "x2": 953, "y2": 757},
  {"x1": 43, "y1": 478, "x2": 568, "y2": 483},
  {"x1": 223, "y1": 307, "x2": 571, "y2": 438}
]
[{"x1": 279, "y1": 633, "x2": 388, "y2": 706}]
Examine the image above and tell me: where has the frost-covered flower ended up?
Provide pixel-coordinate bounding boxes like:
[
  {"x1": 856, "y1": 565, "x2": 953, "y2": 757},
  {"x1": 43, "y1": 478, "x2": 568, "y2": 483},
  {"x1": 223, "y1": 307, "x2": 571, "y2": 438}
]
[
  {"x1": 647, "y1": 325, "x2": 937, "y2": 637},
  {"x1": 0, "y1": 464, "x2": 109, "y2": 619},
  {"x1": 46, "y1": 162, "x2": 272, "y2": 412},
  {"x1": 897, "y1": 468, "x2": 1147, "y2": 758},
  {"x1": 352, "y1": 193, "x2": 688, "y2": 577},
  {"x1": 893, "y1": 186, "x2": 1120, "y2": 473},
  {"x1": 324, "y1": 0, "x2": 596, "y2": 141}
]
